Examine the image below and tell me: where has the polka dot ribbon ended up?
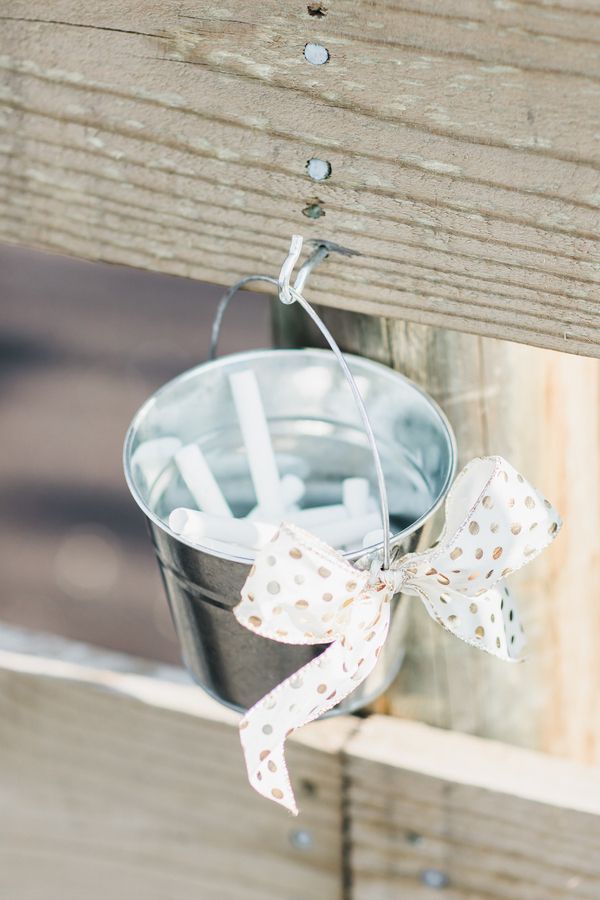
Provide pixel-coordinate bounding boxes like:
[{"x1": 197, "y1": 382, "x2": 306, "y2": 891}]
[{"x1": 234, "y1": 456, "x2": 561, "y2": 814}]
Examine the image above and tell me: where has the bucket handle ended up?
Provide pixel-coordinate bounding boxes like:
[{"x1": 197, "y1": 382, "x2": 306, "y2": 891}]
[{"x1": 208, "y1": 239, "x2": 392, "y2": 569}]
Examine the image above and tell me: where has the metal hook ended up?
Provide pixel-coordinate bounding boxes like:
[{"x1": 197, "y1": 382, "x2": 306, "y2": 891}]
[{"x1": 209, "y1": 240, "x2": 352, "y2": 358}]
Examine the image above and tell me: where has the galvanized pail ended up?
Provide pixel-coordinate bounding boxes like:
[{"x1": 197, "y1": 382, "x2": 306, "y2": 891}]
[{"x1": 124, "y1": 345, "x2": 456, "y2": 714}]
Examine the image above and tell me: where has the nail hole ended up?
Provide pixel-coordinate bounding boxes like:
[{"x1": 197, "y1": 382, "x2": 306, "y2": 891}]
[
  {"x1": 306, "y1": 158, "x2": 332, "y2": 181},
  {"x1": 304, "y1": 42, "x2": 329, "y2": 65},
  {"x1": 405, "y1": 830, "x2": 423, "y2": 845},
  {"x1": 299, "y1": 778, "x2": 318, "y2": 797},
  {"x1": 302, "y1": 202, "x2": 325, "y2": 219},
  {"x1": 307, "y1": 2, "x2": 327, "y2": 16}
]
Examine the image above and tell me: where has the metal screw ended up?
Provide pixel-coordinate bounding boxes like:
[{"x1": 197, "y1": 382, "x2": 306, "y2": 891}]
[
  {"x1": 304, "y1": 43, "x2": 329, "y2": 65},
  {"x1": 290, "y1": 829, "x2": 314, "y2": 851},
  {"x1": 420, "y1": 869, "x2": 450, "y2": 890},
  {"x1": 306, "y1": 158, "x2": 332, "y2": 182}
]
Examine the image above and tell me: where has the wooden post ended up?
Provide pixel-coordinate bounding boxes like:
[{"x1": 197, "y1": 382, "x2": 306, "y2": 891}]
[{"x1": 273, "y1": 301, "x2": 600, "y2": 765}]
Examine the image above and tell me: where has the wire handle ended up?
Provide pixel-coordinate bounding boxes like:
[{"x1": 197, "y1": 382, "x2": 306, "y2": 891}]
[{"x1": 209, "y1": 236, "x2": 392, "y2": 569}]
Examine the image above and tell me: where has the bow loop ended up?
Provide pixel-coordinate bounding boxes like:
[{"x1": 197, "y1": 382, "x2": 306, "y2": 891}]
[
  {"x1": 235, "y1": 523, "x2": 370, "y2": 646},
  {"x1": 399, "y1": 457, "x2": 560, "y2": 597}
]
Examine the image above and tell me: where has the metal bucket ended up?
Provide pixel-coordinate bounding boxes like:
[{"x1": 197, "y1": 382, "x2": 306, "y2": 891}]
[{"x1": 124, "y1": 347, "x2": 456, "y2": 714}]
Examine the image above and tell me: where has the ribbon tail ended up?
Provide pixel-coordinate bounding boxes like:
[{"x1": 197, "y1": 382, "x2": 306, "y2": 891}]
[{"x1": 239, "y1": 589, "x2": 392, "y2": 813}]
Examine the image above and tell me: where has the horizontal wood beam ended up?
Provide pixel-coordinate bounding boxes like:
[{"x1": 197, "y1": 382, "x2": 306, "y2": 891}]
[
  {"x1": 0, "y1": 626, "x2": 351, "y2": 900},
  {"x1": 346, "y1": 716, "x2": 600, "y2": 899},
  {"x1": 0, "y1": 1, "x2": 599, "y2": 355},
  {"x1": 1, "y1": 626, "x2": 600, "y2": 898}
]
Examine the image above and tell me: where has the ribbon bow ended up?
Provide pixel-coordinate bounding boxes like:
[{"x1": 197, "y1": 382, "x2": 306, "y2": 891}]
[{"x1": 234, "y1": 456, "x2": 561, "y2": 814}]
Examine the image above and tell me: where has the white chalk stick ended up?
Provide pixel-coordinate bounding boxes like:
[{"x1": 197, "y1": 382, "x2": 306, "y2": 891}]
[
  {"x1": 281, "y1": 473, "x2": 306, "y2": 506},
  {"x1": 175, "y1": 444, "x2": 232, "y2": 518},
  {"x1": 310, "y1": 513, "x2": 382, "y2": 548},
  {"x1": 169, "y1": 508, "x2": 277, "y2": 550},
  {"x1": 362, "y1": 528, "x2": 385, "y2": 548},
  {"x1": 131, "y1": 436, "x2": 182, "y2": 489},
  {"x1": 285, "y1": 504, "x2": 348, "y2": 528},
  {"x1": 343, "y1": 477, "x2": 371, "y2": 518},
  {"x1": 247, "y1": 474, "x2": 305, "y2": 520},
  {"x1": 229, "y1": 369, "x2": 283, "y2": 519},
  {"x1": 209, "y1": 453, "x2": 309, "y2": 481}
]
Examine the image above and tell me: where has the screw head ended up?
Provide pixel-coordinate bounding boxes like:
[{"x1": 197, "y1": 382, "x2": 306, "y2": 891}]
[
  {"x1": 420, "y1": 869, "x2": 450, "y2": 889},
  {"x1": 304, "y1": 43, "x2": 329, "y2": 65},
  {"x1": 306, "y1": 158, "x2": 332, "y2": 182},
  {"x1": 290, "y1": 829, "x2": 314, "y2": 851}
]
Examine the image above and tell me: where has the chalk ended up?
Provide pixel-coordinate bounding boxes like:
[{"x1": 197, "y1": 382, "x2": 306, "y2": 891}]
[
  {"x1": 343, "y1": 477, "x2": 371, "y2": 518},
  {"x1": 229, "y1": 369, "x2": 283, "y2": 519},
  {"x1": 217, "y1": 474, "x2": 303, "y2": 508},
  {"x1": 131, "y1": 436, "x2": 181, "y2": 490},
  {"x1": 361, "y1": 528, "x2": 385, "y2": 548},
  {"x1": 210, "y1": 453, "x2": 310, "y2": 481},
  {"x1": 286, "y1": 504, "x2": 348, "y2": 529},
  {"x1": 169, "y1": 508, "x2": 277, "y2": 550},
  {"x1": 310, "y1": 513, "x2": 382, "y2": 548},
  {"x1": 247, "y1": 474, "x2": 305, "y2": 520},
  {"x1": 299, "y1": 481, "x2": 378, "y2": 508},
  {"x1": 282, "y1": 473, "x2": 306, "y2": 505},
  {"x1": 175, "y1": 444, "x2": 232, "y2": 518}
]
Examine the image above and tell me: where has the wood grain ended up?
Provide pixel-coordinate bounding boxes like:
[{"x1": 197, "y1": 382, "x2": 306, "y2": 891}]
[
  {"x1": 1, "y1": 1, "x2": 599, "y2": 355},
  {"x1": 346, "y1": 716, "x2": 600, "y2": 899},
  {"x1": 2, "y1": 626, "x2": 600, "y2": 899},
  {"x1": 274, "y1": 305, "x2": 600, "y2": 766},
  {"x1": 0, "y1": 626, "x2": 352, "y2": 900}
]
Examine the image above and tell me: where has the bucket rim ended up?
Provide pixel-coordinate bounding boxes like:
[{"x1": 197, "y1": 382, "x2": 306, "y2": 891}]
[{"x1": 123, "y1": 347, "x2": 457, "y2": 564}]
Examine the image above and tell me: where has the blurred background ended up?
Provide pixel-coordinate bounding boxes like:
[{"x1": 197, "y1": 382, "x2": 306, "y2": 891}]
[{"x1": 0, "y1": 243, "x2": 270, "y2": 665}]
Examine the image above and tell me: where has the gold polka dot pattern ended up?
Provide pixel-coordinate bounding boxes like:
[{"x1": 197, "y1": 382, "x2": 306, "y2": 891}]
[
  {"x1": 395, "y1": 457, "x2": 561, "y2": 662},
  {"x1": 233, "y1": 455, "x2": 561, "y2": 816}
]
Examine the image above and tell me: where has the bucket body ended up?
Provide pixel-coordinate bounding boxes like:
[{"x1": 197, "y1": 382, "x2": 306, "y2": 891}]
[{"x1": 124, "y1": 349, "x2": 456, "y2": 714}]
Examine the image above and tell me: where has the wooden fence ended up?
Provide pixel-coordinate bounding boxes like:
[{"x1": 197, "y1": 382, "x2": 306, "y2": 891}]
[
  {"x1": 1, "y1": 625, "x2": 599, "y2": 899},
  {"x1": 1, "y1": 3, "x2": 600, "y2": 896}
]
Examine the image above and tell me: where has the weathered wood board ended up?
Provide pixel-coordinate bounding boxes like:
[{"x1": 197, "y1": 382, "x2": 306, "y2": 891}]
[
  {"x1": 1, "y1": 625, "x2": 600, "y2": 899},
  {"x1": 0, "y1": 627, "x2": 351, "y2": 900},
  {"x1": 1, "y1": 1, "x2": 599, "y2": 355},
  {"x1": 346, "y1": 715, "x2": 600, "y2": 899}
]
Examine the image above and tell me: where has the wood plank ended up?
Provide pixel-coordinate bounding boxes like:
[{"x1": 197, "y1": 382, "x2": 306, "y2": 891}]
[
  {"x1": 2, "y1": 626, "x2": 600, "y2": 899},
  {"x1": 276, "y1": 306, "x2": 600, "y2": 766},
  {"x1": 1, "y1": 1, "x2": 599, "y2": 355},
  {"x1": 345, "y1": 715, "x2": 600, "y2": 899},
  {"x1": 0, "y1": 626, "x2": 353, "y2": 900}
]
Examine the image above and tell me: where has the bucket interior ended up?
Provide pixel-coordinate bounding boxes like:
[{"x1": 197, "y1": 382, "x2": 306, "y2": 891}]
[{"x1": 124, "y1": 349, "x2": 456, "y2": 559}]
